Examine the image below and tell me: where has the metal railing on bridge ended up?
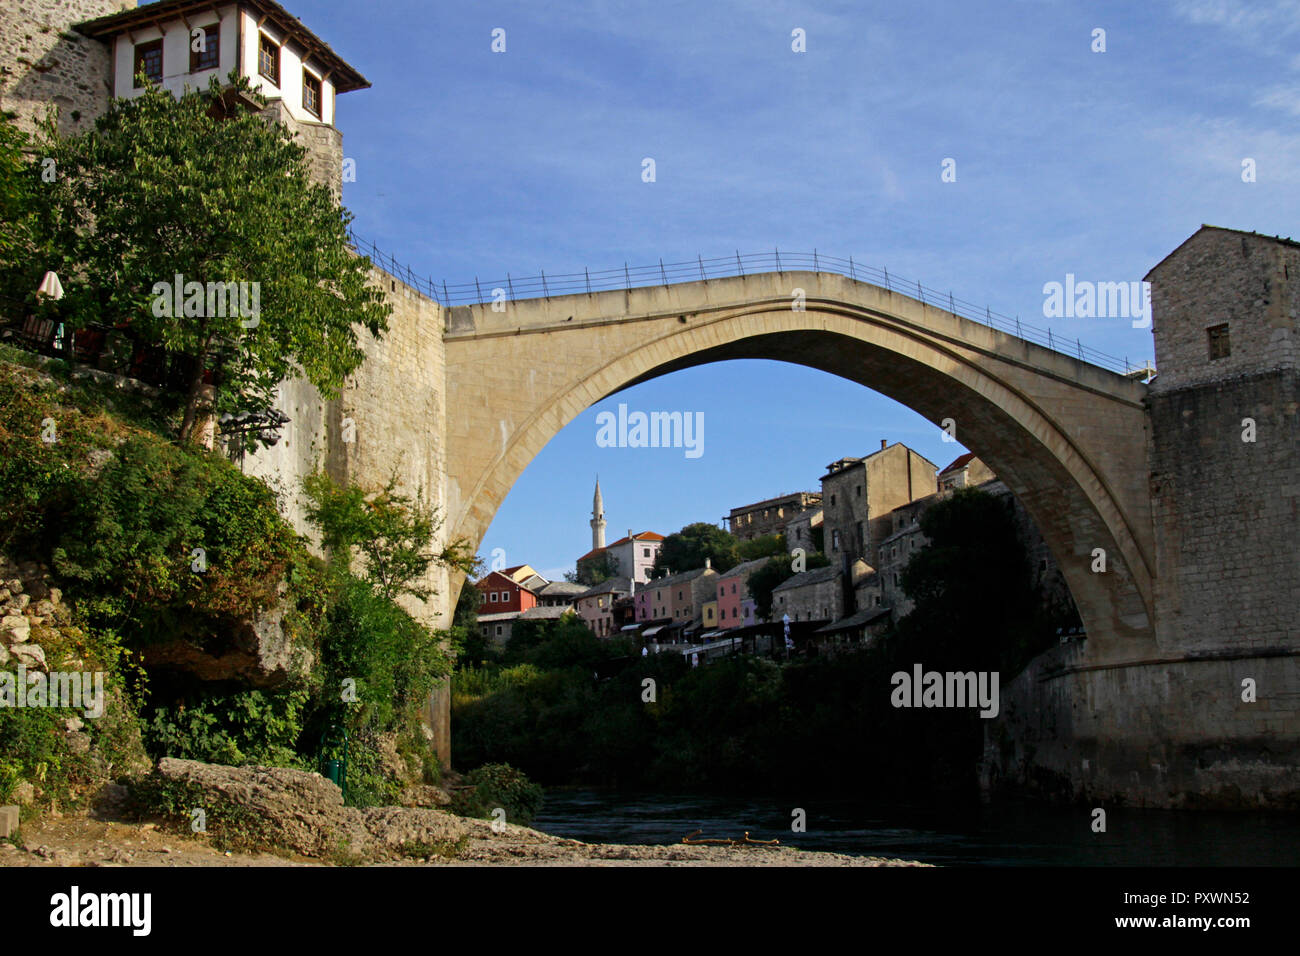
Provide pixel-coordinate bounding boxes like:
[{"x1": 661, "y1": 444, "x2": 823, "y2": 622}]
[{"x1": 347, "y1": 233, "x2": 1153, "y2": 378}]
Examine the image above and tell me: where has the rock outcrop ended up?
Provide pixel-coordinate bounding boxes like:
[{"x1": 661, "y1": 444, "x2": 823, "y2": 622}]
[{"x1": 152, "y1": 758, "x2": 469, "y2": 861}]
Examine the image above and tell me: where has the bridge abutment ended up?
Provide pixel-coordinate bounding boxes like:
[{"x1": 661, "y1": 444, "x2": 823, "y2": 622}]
[{"x1": 984, "y1": 227, "x2": 1300, "y2": 808}]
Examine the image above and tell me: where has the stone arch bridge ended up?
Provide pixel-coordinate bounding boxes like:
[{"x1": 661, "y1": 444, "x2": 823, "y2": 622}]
[
  {"x1": 441, "y1": 269, "x2": 1155, "y2": 664},
  {"x1": 250, "y1": 231, "x2": 1298, "y2": 808}
]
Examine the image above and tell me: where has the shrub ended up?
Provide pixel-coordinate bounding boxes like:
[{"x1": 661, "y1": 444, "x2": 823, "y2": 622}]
[
  {"x1": 53, "y1": 434, "x2": 303, "y2": 643},
  {"x1": 142, "y1": 686, "x2": 310, "y2": 768},
  {"x1": 452, "y1": 762, "x2": 544, "y2": 827}
]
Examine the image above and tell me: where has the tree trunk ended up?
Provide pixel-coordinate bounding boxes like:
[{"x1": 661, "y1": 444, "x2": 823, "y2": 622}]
[{"x1": 177, "y1": 358, "x2": 215, "y2": 446}]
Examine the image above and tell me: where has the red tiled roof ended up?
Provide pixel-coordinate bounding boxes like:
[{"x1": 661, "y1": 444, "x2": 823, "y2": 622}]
[
  {"x1": 939, "y1": 452, "x2": 977, "y2": 475},
  {"x1": 577, "y1": 531, "x2": 663, "y2": 564}
]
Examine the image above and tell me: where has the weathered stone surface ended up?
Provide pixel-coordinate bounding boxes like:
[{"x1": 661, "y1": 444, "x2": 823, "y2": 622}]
[
  {"x1": 153, "y1": 759, "x2": 470, "y2": 861},
  {"x1": 140, "y1": 597, "x2": 312, "y2": 687},
  {"x1": 0, "y1": 806, "x2": 19, "y2": 838},
  {"x1": 9, "y1": 643, "x2": 45, "y2": 669},
  {"x1": 0, "y1": 0, "x2": 135, "y2": 138},
  {"x1": 399, "y1": 785, "x2": 453, "y2": 808},
  {"x1": 1, "y1": 615, "x2": 28, "y2": 644}
]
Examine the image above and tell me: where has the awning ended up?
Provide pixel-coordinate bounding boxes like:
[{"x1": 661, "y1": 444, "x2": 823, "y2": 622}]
[
  {"x1": 620, "y1": 623, "x2": 641, "y2": 631},
  {"x1": 643, "y1": 625, "x2": 664, "y2": 637}
]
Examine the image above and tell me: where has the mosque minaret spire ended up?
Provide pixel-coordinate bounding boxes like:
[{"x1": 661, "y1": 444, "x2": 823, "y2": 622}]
[{"x1": 590, "y1": 477, "x2": 606, "y2": 550}]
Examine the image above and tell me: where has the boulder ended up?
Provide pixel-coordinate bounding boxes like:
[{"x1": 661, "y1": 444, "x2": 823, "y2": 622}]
[
  {"x1": 10, "y1": 643, "x2": 46, "y2": 669},
  {"x1": 1, "y1": 615, "x2": 29, "y2": 644},
  {"x1": 153, "y1": 758, "x2": 470, "y2": 861}
]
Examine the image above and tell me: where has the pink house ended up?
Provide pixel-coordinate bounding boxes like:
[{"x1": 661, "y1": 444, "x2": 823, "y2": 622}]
[{"x1": 715, "y1": 557, "x2": 769, "y2": 629}]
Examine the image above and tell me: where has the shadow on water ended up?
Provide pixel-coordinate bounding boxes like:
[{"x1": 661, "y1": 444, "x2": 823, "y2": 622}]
[{"x1": 530, "y1": 789, "x2": 1300, "y2": 866}]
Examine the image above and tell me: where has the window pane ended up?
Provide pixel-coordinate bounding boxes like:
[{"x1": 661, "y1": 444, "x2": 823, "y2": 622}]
[
  {"x1": 303, "y1": 70, "x2": 322, "y2": 116},
  {"x1": 191, "y1": 25, "x2": 220, "y2": 72},
  {"x1": 134, "y1": 41, "x2": 163, "y2": 87},
  {"x1": 258, "y1": 34, "x2": 280, "y2": 85}
]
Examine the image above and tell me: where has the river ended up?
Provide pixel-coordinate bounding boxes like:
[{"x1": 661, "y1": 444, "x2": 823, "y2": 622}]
[{"x1": 530, "y1": 788, "x2": 1300, "y2": 865}]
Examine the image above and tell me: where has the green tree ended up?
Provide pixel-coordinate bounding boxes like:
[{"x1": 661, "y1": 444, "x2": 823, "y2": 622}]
[
  {"x1": 302, "y1": 469, "x2": 475, "y2": 602},
  {"x1": 36, "y1": 74, "x2": 391, "y2": 442},
  {"x1": 452, "y1": 582, "x2": 498, "y2": 666},
  {"x1": 0, "y1": 111, "x2": 42, "y2": 308},
  {"x1": 652, "y1": 522, "x2": 738, "y2": 576},
  {"x1": 736, "y1": 532, "x2": 786, "y2": 562},
  {"x1": 569, "y1": 550, "x2": 618, "y2": 586},
  {"x1": 748, "y1": 551, "x2": 831, "y2": 622},
  {"x1": 896, "y1": 487, "x2": 1058, "y2": 676}
]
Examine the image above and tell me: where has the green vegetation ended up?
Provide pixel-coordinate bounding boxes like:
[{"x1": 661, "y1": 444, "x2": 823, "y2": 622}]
[
  {"x1": 127, "y1": 773, "x2": 279, "y2": 854},
  {"x1": 652, "y1": 521, "x2": 740, "y2": 576},
  {"x1": 0, "y1": 112, "x2": 43, "y2": 308},
  {"x1": 0, "y1": 363, "x2": 474, "y2": 811},
  {"x1": 449, "y1": 763, "x2": 545, "y2": 827},
  {"x1": 748, "y1": 550, "x2": 831, "y2": 622},
  {"x1": 569, "y1": 550, "x2": 618, "y2": 587},
  {"x1": 29, "y1": 76, "x2": 390, "y2": 443},
  {"x1": 454, "y1": 489, "x2": 1069, "y2": 802}
]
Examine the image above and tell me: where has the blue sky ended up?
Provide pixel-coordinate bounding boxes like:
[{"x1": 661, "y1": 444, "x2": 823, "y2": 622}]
[{"x1": 288, "y1": 0, "x2": 1299, "y2": 579}]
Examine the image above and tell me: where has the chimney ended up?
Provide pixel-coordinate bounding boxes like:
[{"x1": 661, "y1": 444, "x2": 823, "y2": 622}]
[
  {"x1": 880, "y1": 439, "x2": 887, "y2": 450},
  {"x1": 628, "y1": 528, "x2": 633, "y2": 539},
  {"x1": 705, "y1": 557, "x2": 712, "y2": 570}
]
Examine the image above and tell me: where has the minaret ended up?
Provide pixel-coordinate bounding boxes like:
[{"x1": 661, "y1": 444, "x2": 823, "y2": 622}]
[{"x1": 590, "y1": 477, "x2": 607, "y2": 550}]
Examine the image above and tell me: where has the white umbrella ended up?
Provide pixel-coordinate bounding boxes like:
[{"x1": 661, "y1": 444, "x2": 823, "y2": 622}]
[{"x1": 36, "y1": 271, "x2": 64, "y2": 300}]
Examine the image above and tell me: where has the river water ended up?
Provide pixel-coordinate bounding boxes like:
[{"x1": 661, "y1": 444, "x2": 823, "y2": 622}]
[{"x1": 530, "y1": 789, "x2": 1300, "y2": 865}]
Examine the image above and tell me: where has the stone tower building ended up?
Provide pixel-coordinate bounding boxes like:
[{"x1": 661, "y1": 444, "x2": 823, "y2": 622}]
[
  {"x1": 1145, "y1": 226, "x2": 1299, "y2": 657},
  {"x1": 987, "y1": 224, "x2": 1300, "y2": 808},
  {"x1": 590, "y1": 477, "x2": 606, "y2": 551}
]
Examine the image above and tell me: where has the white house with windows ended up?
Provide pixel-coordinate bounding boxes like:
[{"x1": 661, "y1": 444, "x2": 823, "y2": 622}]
[{"x1": 77, "y1": 0, "x2": 368, "y2": 193}]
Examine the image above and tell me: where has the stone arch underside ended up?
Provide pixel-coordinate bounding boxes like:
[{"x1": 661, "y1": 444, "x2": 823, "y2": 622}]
[{"x1": 444, "y1": 278, "x2": 1155, "y2": 662}]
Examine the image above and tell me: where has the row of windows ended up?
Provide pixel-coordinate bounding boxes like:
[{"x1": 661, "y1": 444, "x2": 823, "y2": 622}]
[
  {"x1": 132, "y1": 30, "x2": 324, "y2": 118},
  {"x1": 485, "y1": 590, "x2": 515, "y2": 603}
]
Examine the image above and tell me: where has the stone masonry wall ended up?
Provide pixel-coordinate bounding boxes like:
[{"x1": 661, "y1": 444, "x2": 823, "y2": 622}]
[
  {"x1": 1148, "y1": 228, "x2": 1297, "y2": 393},
  {"x1": 984, "y1": 227, "x2": 1300, "y2": 808},
  {"x1": 983, "y1": 642, "x2": 1300, "y2": 809},
  {"x1": 1148, "y1": 370, "x2": 1299, "y2": 655},
  {"x1": 0, "y1": 0, "x2": 135, "y2": 137},
  {"x1": 239, "y1": 266, "x2": 451, "y2": 759},
  {"x1": 261, "y1": 98, "x2": 343, "y2": 199},
  {"x1": 1147, "y1": 229, "x2": 1300, "y2": 656}
]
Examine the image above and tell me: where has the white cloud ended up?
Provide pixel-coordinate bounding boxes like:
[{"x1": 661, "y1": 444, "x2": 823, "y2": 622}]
[
  {"x1": 1171, "y1": 0, "x2": 1300, "y2": 46},
  {"x1": 1254, "y1": 84, "x2": 1300, "y2": 115}
]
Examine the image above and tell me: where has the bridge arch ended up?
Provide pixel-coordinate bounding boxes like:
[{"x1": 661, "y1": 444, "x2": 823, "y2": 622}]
[{"x1": 444, "y1": 270, "x2": 1155, "y2": 658}]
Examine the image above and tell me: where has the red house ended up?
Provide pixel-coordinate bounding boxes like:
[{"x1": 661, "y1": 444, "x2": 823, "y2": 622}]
[{"x1": 474, "y1": 569, "x2": 541, "y2": 614}]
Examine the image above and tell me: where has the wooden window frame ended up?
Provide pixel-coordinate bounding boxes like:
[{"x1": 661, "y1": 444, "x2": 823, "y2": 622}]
[
  {"x1": 134, "y1": 39, "x2": 163, "y2": 88},
  {"x1": 302, "y1": 69, "x2": 322, "y2": 117},
  {"x1": 190, "y1": 23, "x2": 221, "y2": 72},
  {"x1": 1207, "y1": 323, "x2": 1231, "y2": 361},
  {"x1": 258, "y1": 32, "x2": 280, "y2": 86}
]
